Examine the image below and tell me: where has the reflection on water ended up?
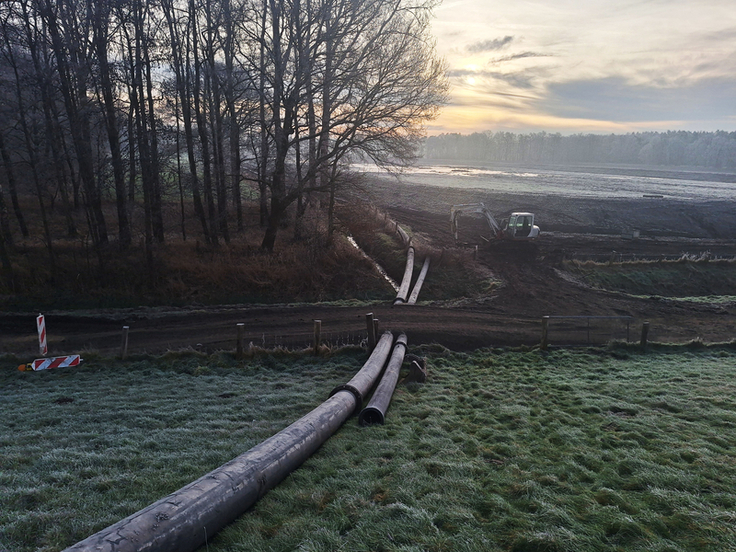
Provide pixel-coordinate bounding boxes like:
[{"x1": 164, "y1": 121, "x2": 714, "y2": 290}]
[
  {"x1": 352, "y1": 162, "x2": 736, "y2": 201},
  {"x1": 346, "y1": 235, "x2": 400, "y2": 292}
]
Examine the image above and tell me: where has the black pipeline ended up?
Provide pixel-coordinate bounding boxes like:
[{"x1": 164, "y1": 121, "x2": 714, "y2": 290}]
[
  {"x1": 394, "y1": 246, "x2": 415, "y2": 305},
  {"x1": 359, "y1": 333, "x2": 407, "y2": 425},
  {"x1": 330, "y1": 331, "x2": 394, "y2": 413},
  {"x1": 63, "y1": 332, "x2": 395, "y2": 552}
]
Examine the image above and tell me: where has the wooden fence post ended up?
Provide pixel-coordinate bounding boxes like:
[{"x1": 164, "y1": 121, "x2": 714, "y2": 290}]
[
  {"x1": 313, "y1": 320, "x2": 321, "y2": 355},
  {"x1": 541, "y1": 316, "x2": 549, "y2": 350},
  {"x1": 640, "y1": 321, "x2": 649, "y2": 347},
  {"x1": 236, "y1": 323, "x2": 245, "y2": 359},
  {"x1": 366, "y1": 313, "x2": 376, "y2": 350},
  {"x1": 120, "y1": 326, "x2": 129, "y2": 360}
]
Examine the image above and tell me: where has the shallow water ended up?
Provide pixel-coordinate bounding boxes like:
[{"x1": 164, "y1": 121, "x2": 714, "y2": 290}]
[{"x1": 354, "y1": 162, "x2": 736, "y2": 201}]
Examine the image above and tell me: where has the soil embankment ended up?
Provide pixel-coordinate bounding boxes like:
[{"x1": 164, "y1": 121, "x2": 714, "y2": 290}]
[{"x1": 2, "y1": 176, "x2": 735, "y2": 355}]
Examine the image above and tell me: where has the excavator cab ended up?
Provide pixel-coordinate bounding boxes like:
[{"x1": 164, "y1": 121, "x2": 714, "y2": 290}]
[{"x1": 505, "y1": 213, "x2": 538, "y2": 239}]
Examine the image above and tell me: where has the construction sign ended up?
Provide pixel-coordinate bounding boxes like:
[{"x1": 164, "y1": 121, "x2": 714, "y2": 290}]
[{"x1": 18, "y1": 355, "x2": 82, "y2": 372}]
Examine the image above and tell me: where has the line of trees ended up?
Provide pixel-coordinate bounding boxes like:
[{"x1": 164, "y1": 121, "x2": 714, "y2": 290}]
[
  {"x1": 0, "y1": 0, "x2": 447, "y2": 271},
  {"x1": 425, "y1": 131, "x2": 736, "y2": 169}
]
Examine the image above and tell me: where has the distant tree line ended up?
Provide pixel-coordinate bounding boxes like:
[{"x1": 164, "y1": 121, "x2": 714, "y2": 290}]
[
  {"x1": 425, "y1": 131, "x2": 736, "y2": 169},
  {"x1": 0, "y1": 0, "x2": 446, "y2": 272}
]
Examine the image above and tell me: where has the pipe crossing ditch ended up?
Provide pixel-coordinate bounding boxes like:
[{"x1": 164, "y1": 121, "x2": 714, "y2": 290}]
[
  {"x1": 393, "y1": 246, "x2": 431, "y2": 306},
  {"x1": 407, "y1": 257, "x2": 431, "y2": 305},
  {"x1": 394, "y1": 246, "x2": 416, "y2": 305},
  {"x1": 64, "y1": 332, "x2": 397, "y2": 552}
]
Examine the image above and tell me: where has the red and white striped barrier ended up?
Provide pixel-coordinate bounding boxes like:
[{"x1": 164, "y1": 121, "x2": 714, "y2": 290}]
[
  {"x1": 37, "y1": 313, "x2": 47, "y2": 356},
  {"x1": 18, "y1": 355, "x2": 82, "y2": 372}
]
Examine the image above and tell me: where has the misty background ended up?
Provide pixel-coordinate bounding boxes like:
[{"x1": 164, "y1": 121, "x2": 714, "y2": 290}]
[{"x1": 425, "y1": 131, "x2": 736, "y2": 169}]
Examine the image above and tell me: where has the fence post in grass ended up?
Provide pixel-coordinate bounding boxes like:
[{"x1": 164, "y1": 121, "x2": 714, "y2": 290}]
[
  {"x1": 120, "y1": 326, "x2": 129, "y2": 360},
  {"x1": 541, "y1": 316, "x2": 550, "y2": 350},
  {"x1": 313, "y1": 320, "x2": 321, "y2": 355},
  {"x1": 373, "y1": 319, "x2": 380, "y2": 343},
  {"x1": 366, "y1": 313, "x2": 376, "y2": 351},
  {"x1": 640, "y1": 321, "x2": 649, "y2": 347},
  {"x1": 236, "y1": 323, "x2": 245, "y2": 359}
]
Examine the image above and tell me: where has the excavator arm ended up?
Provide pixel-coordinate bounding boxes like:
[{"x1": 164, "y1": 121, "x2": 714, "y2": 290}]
[{"x1": 450, "y1": 203, "x2": 503, "y2": 240}]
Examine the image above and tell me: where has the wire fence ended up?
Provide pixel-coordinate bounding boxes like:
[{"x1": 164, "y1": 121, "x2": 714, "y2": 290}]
[
  {"x1": 544, "y1": 316, "x2": 635, "y2": 347},
  {"x1": 241, "y1": 330, "x2": 370, "y2": 351}
]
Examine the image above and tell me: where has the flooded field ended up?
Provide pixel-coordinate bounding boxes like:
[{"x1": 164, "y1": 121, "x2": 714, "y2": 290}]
[{"x1": 355, "y1": 161, "x2": 736, "y2": 201}]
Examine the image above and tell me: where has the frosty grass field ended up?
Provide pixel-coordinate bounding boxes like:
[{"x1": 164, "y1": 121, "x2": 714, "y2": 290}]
[{"x1": 2, "y1": 343, "x2": 736, "y2": 552}]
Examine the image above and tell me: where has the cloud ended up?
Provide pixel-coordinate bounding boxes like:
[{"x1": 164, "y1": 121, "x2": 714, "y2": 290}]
[
  {"x1": 489, "y1": 52, "x2": 551, "y2": 65},
  {"x1": 539, "y1": 76, "x2": 736, "y2": 124},
  {"x1": 466, "y1": 36, "x2": 514, "y2": 53},
  {"x1": 445, "y1": 95, "x2": 533, "y2": 112},
  {"x1": 447, "y1": 66, "x2": 550, "y2": 91},
  {"x1": 430, "y1": 0, "x2": 736, "y2": 132}
]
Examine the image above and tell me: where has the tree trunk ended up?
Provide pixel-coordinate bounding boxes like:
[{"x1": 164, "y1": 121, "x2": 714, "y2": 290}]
[
  {"x1": 40, "y1": 0, "x2": 107, "y2": 246},
  {"x1": 191, "y1": 0, "x2": 218, "y2": 245},
  {"x1": 161, "y1": 0, "x2": 211, "y2": 243},
  {"x1": 261, "y1": 197, "x2": 284, "y2": 252},
  {"x1": 142, "y1": 22, "x2": 164, "y2": 244},
  {"x1": 93, "y1": 2, "x2": 131, "y2": 248},
  {"x1": 258, "y1": 0, "x2": 270, "y2": 227},
  {"x1": 0, "y1": 131, "x2": 27, "y2": 238},
  {"x1": 261, "y1": 0, "x2": 288, "y2": 250},
  {"x1": 128, "y1": 1, "x2": 153, "y2": 248},
  {"x1": 126, "y1": 92, "x2": 136, "y2": 202},
  {"x1": 174, "y1": 96, "x2": 187, "y2": 241},
  {"x1": 4, "y1": 29, "x2": 55, "y2": 267},
  {"x1": 0, "y1": 189, "x2": 13, "y2": 290},
  {"x1": 223, "y1": 0, "x2": 243, "y2": 232},
  {"x1": 203, "y1": 0, "x2": 229, "y2": 243}
]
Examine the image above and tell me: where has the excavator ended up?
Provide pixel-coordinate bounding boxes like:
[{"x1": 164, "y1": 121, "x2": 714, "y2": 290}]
[{"x1": 450, "y1": 203, "x2": 540, "y2": 242}]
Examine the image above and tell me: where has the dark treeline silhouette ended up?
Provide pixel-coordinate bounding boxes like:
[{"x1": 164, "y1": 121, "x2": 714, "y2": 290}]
[
  {"x1": 0, "y1": 0, "x2": 446, "y2": 272},
  {"x1": 425, "y1": 131, "x2": 736, "y2": 169}
]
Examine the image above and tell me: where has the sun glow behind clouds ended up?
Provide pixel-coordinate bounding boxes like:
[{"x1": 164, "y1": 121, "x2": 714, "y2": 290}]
[{"x1": 430, "y1": 0, "x2": 736, "y2": 134}]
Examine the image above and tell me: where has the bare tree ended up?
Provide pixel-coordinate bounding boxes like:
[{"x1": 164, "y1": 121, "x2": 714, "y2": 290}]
[
  {"x1": 254, "y1": 0, "x2": 447, "y2": 251},
  {"x1": 160, "y1": 0, "x2": 213, "y2": 243},
  {"x1": 0, "y1": 0, "x2": 447, "y2": 264},
  {"x1": 1, "y1": 11, "x2": 55, "y2": 266},
  {"x1": 38, "y1": 0, "x2": 108, "y2": 246},
  {"x1": 91, "y1": 0, "x2": 131, "y2": 247}
]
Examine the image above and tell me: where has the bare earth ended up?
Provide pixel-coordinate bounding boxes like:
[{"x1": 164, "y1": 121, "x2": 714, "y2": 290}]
[{"x1": 2, "y1": 173, "x2": 735, "y2": 356}]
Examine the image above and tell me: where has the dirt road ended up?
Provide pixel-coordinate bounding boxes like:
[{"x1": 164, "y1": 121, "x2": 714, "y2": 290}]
[{"x1": 2, "y1": 178, "x2": 734, "y2": 357}]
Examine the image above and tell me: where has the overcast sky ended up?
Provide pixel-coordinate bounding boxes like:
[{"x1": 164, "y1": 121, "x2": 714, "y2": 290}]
[{"x1": 428, "y1": 0, "x2": 736, "y2": 135}]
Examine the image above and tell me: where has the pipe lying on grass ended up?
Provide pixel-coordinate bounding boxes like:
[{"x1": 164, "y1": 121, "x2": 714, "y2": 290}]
[
  {"x1": 330, "y1": 331, "x2": 394, "y2": 414},
  {"x1": 359, "y1": 333, "x2": 407, "y2": 426},
  {"x1": 393, "y1": 246, "x2": 415, "y2": 305},
  {"x1": 407, "y1": 257, "x2": 430, "y2": 305},
  {"x1": 64, "y1": 333, "x2": 395, "y2": 552}
]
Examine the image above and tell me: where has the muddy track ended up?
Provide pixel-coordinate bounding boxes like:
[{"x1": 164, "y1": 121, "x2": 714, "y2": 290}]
[{"x1": 2, "y1": 182, "x2": 735, "y2": 357}]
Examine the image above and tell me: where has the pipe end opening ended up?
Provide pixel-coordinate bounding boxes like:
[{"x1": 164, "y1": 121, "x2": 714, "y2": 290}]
[{"x1": 359, "y1": 407, "x2": 385, "y2": 426}]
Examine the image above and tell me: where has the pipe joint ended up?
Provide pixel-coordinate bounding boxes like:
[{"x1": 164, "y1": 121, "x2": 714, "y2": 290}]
[{"x1": 328, "y1": 384, "x2": 363, "y2": 415}]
